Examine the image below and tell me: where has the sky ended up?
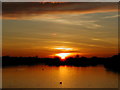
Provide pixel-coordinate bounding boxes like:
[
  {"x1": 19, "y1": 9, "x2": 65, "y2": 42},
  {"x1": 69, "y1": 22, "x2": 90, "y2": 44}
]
[{"x1": 2, "y1": 2, "x2": 119, "y2": 58}]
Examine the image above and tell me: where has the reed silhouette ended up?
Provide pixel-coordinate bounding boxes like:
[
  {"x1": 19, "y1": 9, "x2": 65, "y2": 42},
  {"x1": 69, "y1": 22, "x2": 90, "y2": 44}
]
[{"x1": 2, "y1": 54, "x2": 119, "y2": 73}]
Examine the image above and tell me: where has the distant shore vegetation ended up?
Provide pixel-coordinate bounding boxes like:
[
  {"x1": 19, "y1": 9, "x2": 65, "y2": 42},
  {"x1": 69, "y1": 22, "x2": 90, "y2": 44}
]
[{"x1": 2, "y1": 54, "x2": 119, "y2": 73}]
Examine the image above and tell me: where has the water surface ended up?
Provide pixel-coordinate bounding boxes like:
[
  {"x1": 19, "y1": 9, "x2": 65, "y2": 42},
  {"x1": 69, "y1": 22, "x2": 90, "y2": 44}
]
[{"x1": 3, "y1": 65, "x2": 118, "y2": 88}]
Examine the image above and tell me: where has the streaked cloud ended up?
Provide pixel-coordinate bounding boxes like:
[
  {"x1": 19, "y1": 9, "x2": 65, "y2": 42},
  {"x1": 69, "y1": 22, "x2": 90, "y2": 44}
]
[
  {"x1": 103, "y1": 15, "x2": 120, "y2": 19},
  {"x1": 91, "y1": 38, "x2": 102, "y2": 41},
  {"x1": 33, "y1": 16, "x2": 103, "y2": 29}
]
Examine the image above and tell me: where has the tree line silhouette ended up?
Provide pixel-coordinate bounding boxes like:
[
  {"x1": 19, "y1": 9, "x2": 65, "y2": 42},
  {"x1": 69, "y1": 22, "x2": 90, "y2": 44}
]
[{"x1": 2, "y1": 54, "x2": 120, "y2": 73}]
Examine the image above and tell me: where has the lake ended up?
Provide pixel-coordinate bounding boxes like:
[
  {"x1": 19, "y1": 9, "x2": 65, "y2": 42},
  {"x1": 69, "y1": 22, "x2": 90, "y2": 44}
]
[{"x1": 2, "y1": 65, "x2": 118, "y2": 88}]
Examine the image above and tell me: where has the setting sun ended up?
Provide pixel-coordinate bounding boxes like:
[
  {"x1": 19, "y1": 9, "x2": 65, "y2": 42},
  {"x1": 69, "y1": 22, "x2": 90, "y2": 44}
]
[{"x1": 55, "y1": 53, "x2": 71, "y2": 60}]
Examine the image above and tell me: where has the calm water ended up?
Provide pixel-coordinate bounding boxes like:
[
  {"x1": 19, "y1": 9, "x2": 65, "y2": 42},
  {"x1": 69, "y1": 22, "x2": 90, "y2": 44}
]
[{"x1": 3, "y1": 65, "x2": 118, "y2": 88}]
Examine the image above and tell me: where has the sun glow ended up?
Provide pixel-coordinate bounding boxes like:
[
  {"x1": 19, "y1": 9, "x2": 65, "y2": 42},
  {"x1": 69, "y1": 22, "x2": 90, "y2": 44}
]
[
  {"x1": 55, "y1": 53, "x2": 71, "y2": 60},
  {"x1": 53, "y1": 47, "x2": 73, "y2": 51}
]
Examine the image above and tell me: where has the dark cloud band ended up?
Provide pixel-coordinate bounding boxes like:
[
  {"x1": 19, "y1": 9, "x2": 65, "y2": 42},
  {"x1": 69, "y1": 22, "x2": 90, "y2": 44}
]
[{"x1": 2, "y1": 2, "x2": 118, "y2": 19}]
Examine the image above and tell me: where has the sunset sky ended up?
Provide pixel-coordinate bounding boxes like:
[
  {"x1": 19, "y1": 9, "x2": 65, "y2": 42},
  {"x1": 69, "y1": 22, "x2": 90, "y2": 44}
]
[{"x1": 2, "y1": 2, "x2": 118, "y2": 58}]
